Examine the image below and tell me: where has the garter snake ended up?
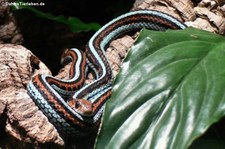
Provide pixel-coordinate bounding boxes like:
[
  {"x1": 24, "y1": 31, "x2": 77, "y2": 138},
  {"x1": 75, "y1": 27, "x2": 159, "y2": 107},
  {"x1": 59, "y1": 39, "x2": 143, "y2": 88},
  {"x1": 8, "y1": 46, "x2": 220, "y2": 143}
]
[{"x1": 27, "y1": 10, "x2": 186, "y2": 135}]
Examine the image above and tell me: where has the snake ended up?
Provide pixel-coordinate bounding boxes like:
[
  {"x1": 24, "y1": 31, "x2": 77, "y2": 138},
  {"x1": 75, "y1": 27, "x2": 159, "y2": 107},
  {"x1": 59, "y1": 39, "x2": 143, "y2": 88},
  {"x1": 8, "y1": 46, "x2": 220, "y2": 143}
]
[{"x1": 27, "y1": 9, "x2": 186, "y2": 136}]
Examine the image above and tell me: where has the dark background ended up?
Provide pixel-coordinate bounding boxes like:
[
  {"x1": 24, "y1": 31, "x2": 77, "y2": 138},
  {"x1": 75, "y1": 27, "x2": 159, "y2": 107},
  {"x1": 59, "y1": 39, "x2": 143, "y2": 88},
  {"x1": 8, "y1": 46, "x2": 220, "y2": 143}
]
[{"x1": 14, "y1": 0, "x2": 135, "y2": 75}]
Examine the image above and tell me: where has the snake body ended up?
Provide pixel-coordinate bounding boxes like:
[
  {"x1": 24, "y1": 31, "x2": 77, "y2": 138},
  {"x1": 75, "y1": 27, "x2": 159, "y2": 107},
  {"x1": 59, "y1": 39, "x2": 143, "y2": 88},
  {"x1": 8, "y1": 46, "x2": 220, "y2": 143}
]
[{"x1": 27, "y1": 10, "x2": 186, "y2": 135}]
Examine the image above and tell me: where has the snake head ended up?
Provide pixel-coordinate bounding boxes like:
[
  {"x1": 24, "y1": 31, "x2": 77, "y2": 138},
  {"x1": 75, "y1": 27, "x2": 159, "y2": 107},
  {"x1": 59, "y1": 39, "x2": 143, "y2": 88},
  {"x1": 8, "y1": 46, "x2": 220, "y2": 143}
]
[{"x1": 68, "y1": 99, "x2": 93, "y2": 117}]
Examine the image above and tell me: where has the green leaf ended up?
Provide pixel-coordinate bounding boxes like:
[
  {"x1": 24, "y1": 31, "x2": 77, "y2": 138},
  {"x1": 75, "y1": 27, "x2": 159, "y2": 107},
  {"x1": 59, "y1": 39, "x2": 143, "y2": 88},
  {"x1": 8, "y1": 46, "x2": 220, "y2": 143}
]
[
  {"x1": 67, "y1": 17, "x2": 100, "y2": 33},
  {"x1": 11, "y1": 0, "x2": 101, "y2": 32},
  {"x1": 95, "y1": 28, "x2": 225, "y2": 149}
]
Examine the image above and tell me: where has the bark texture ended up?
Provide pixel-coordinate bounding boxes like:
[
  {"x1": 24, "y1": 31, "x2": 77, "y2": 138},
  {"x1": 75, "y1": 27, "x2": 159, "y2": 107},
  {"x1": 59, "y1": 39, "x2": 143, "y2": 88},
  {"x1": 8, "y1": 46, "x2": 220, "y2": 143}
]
[
  {"x1": 0, "y1": 0, "x2": 224, "y2": 148},
  {"x1": 0, "y1": 44, "x2": 63, "y2": 148},
  {"x1": 0, "y1": 0, "x2": 23, "y2": 44}
]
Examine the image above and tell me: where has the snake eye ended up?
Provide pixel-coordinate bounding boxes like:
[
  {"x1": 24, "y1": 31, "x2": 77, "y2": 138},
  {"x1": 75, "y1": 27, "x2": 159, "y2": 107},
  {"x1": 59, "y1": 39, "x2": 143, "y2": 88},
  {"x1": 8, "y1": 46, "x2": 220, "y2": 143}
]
[{"x1": 75, "y1": 101, "x2": 81, "y2": 109}]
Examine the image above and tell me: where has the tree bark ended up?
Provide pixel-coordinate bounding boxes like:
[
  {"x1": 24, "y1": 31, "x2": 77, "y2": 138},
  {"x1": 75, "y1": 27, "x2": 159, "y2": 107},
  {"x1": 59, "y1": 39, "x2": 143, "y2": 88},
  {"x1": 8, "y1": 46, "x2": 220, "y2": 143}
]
[
  {"x1": 0, "y1": 0, "x2": 224, "y2": 148},
  {"x1": 0, "y1": 0, "x2": 23, "y2": 44}
]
